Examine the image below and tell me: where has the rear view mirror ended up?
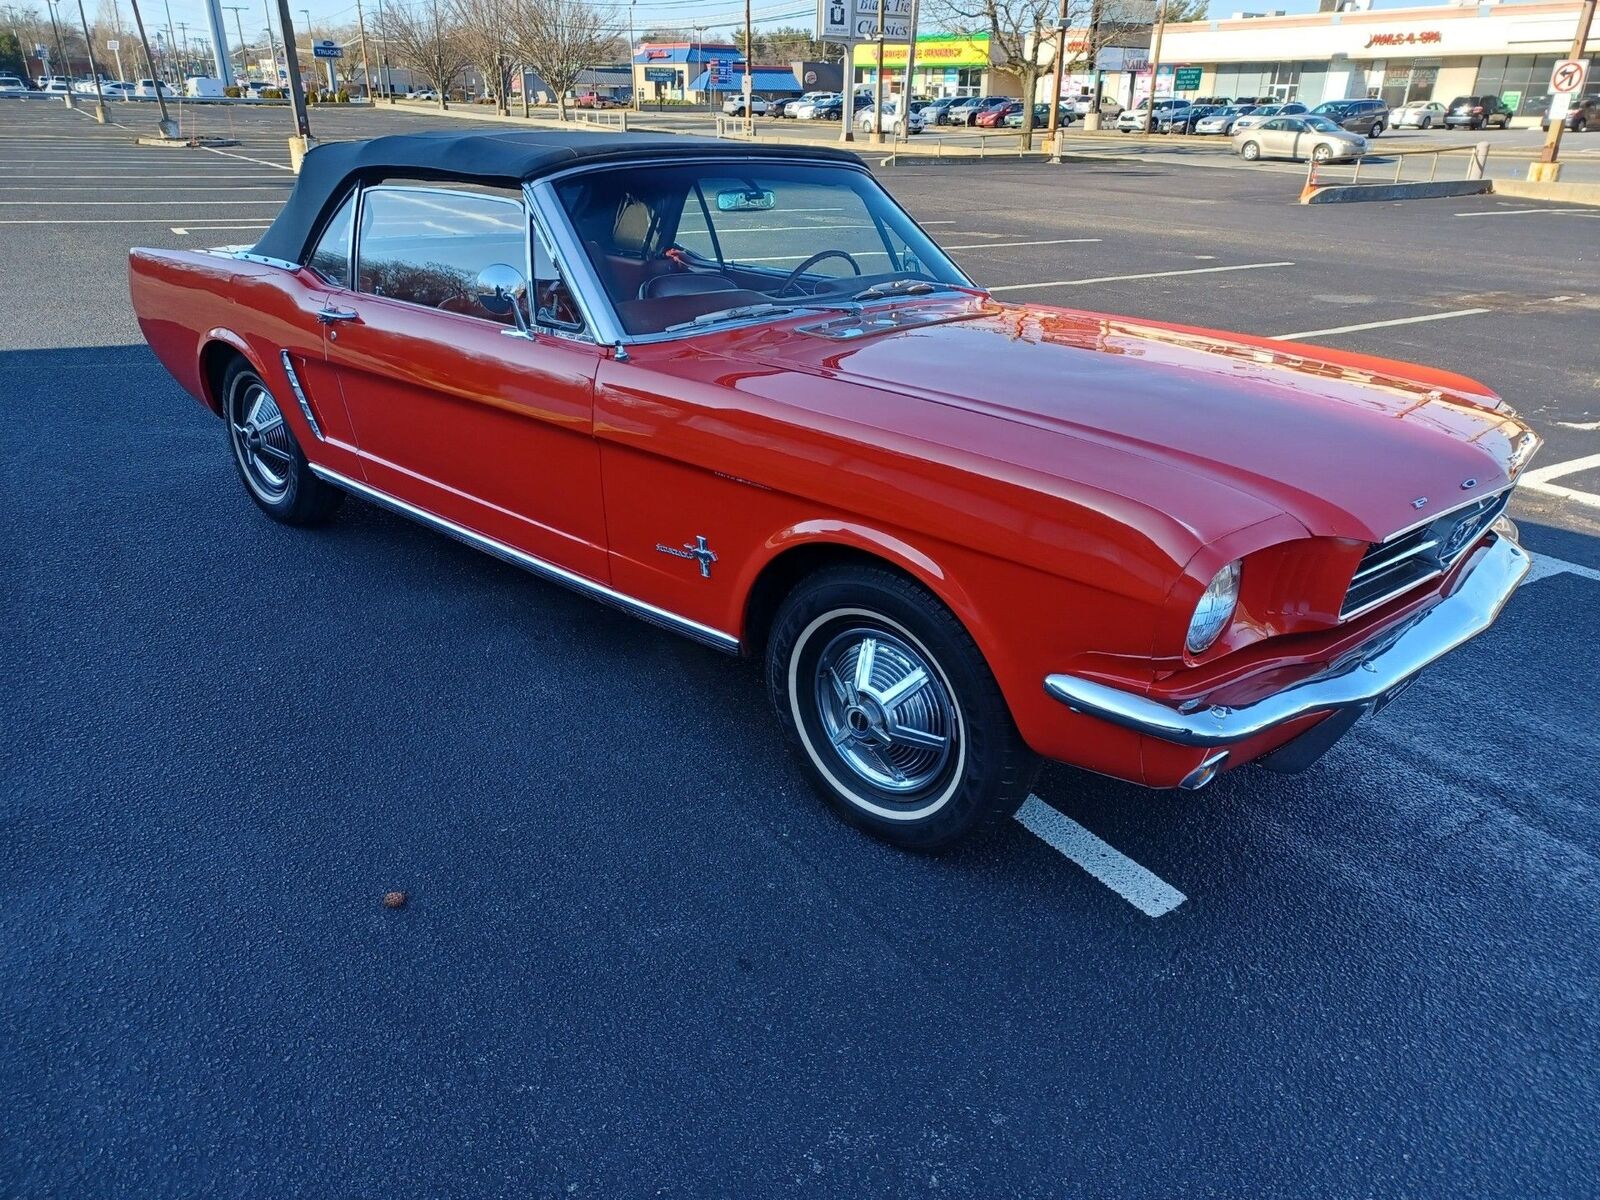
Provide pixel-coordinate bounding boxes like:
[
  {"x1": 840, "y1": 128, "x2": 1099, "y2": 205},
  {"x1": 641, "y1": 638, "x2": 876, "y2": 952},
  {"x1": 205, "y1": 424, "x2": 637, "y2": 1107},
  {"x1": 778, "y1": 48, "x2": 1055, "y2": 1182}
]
[{"x1": 716, "y1": 188, "x2": 776, "y2": 213}]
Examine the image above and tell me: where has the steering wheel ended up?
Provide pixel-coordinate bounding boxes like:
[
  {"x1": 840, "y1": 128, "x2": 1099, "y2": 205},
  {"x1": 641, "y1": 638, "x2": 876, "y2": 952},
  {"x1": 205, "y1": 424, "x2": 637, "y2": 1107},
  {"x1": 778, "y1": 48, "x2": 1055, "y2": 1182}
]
[{"x1": 775, "y1": 250, "x2": 863, "y2": 296}]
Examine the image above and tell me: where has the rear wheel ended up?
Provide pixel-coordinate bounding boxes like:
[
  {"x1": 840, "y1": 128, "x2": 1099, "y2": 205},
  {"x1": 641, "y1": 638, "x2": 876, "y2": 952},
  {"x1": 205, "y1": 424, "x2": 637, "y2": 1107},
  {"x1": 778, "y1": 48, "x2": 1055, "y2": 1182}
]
[
  {"x1": 1369, "y1": 121, "x2": 1384, "y2": 137},
  {"x1": 766, "y1": 565, "x2": 1036, "y2": 850},
  {"x1": 223, "y1": 357, "x2": 342, "y2": 526}
]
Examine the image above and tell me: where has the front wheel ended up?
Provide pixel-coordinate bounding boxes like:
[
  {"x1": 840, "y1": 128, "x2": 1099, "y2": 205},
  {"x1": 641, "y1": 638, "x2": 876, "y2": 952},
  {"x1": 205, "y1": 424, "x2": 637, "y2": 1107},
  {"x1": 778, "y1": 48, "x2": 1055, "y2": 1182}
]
[
  {"x1": 1312, "y1": 142, "x2": 1334, "y2": 163},
  {"x1": 223, "y1": 357, "x2": 342, "y2": 525},
  {"x1": 1241, "y1": 140, "x2": 1261, "y2": 160},
  {"x1": 766, "y1": 566, "x2": 1036, "y2": 850}
]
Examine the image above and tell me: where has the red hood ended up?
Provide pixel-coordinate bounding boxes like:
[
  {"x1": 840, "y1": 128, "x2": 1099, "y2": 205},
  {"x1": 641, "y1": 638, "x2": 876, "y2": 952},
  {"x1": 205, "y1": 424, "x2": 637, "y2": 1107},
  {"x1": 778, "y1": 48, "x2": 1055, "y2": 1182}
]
[{"x1": 715, "y1": 298, "x2": 1537, "y2": 545}]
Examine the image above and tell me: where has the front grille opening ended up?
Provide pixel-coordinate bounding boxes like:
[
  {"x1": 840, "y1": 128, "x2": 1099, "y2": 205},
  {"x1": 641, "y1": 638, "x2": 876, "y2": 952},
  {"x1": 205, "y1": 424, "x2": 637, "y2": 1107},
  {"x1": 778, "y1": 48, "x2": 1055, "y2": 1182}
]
[{"x1": 1341, "y1": 491, "x2": 1509, "y2": 620}]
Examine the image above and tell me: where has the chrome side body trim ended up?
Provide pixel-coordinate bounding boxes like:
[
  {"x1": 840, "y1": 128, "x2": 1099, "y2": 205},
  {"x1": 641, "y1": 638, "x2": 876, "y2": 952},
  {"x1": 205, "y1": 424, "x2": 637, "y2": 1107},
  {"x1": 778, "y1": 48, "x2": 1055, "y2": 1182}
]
[
  {"x1": 278, "y1": 350, "x2": 323, "y2": 440},
  {"x1": 308, "y1": 465, "x2": 741, "y2": 654},
  {"x1": 1043, "y1": 525, "x2": 1528, "y2": 748}
]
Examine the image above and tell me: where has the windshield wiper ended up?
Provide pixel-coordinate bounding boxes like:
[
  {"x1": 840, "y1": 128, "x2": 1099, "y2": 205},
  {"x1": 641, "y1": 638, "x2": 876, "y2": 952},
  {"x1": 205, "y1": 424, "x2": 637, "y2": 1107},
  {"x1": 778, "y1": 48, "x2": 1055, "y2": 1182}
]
[
  {"x1": 664, "y1": 299, "x2": 860, "y2": 333},
  {"x1": 849, "y1": 279, "x2": 969, "y2": 302}
]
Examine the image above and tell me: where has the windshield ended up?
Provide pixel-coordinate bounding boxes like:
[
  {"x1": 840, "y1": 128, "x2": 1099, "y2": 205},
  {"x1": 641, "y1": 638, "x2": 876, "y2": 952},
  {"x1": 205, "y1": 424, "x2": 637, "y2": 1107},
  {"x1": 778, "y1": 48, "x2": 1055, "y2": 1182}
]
[
  {"x1": 553, "y1": 161, "x2": 969, "y2": 336},
  {"x1": 1303, "y1": 115, "x2": 1343, "y2": 133}
]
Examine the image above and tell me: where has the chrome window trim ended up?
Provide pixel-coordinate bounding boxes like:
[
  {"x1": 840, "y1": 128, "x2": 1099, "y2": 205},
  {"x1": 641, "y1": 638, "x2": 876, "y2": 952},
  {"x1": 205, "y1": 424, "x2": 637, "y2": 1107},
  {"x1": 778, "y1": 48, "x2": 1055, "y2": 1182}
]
[
  {"x1": 521, "y1": 185, "x2": 600, "y2": 344},
  {"x1": 227, "y1": 250, "x2": 300, "y2": 271},
  {"x1": 308, "y1": 465, "x2": 740, "y2": 654},
  {"x1": 526, "y1": 155, "x2": 978, "y2": 348}
]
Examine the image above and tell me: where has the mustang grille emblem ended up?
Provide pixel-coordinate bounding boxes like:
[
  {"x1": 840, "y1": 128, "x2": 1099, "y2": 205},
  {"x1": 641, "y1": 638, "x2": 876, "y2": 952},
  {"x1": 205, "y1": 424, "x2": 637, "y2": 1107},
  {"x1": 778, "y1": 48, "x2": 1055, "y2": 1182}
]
[{"x1": 656, "y1": 535, "x2": 718, "y2": 579}]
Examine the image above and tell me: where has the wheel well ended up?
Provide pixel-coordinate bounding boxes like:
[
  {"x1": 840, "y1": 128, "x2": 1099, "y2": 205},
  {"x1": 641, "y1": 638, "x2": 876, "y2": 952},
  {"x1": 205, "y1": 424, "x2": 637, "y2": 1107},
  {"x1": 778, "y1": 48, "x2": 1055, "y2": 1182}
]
[
  {"x1": 742, "y1": 543, "x2": 921, "y2": 657},
  {"x1": 198, "y1": 340, "x2": 246, "y2": 415}
]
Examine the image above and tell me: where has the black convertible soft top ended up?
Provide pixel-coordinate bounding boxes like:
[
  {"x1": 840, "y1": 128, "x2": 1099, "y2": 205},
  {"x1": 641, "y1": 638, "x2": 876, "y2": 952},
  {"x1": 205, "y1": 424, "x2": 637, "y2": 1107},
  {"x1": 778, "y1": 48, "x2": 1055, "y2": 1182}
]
[{"x1": 250, "y1": 129, "x2": 860, "y2": 265}]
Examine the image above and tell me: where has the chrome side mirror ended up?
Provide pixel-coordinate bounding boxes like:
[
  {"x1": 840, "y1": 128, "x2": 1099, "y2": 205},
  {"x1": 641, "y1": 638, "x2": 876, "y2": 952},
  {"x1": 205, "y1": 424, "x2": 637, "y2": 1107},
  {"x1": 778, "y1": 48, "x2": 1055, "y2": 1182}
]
[{"x1": 475, "y1": 262, "x2": 531, "y2": 337}]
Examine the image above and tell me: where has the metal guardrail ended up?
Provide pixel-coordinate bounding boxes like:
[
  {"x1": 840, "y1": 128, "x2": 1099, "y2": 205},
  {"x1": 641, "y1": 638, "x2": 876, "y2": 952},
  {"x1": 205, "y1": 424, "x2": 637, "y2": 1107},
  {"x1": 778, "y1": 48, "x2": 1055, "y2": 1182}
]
[
  {"x1": 1304, "y1": 140, "x2": 1491, "y2": 191},
  {"x1": 570, "y1": 108, "x2": 629, "y2": 132}
]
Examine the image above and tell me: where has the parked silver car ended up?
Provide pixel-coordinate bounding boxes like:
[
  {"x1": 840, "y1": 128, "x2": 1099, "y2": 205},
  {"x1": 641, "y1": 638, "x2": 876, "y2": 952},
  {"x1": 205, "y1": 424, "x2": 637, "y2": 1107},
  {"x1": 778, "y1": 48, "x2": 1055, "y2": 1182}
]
[
  {"x1": 1193, "y1": 105, "x2": 1256, "y2": 135},
  {"x1": 1233, "y1": 114, "x2": 1367, "y2": 163},
  {"x1": 1230, "y1": 102, "x2": 1308, "y2": 133}
]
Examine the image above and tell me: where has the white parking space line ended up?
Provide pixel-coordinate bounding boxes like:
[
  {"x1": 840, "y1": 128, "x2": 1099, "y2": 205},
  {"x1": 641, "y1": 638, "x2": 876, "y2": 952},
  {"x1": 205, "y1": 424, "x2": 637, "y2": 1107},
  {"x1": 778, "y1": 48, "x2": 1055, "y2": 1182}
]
[
  {"x1": 1270, "y1": 308, "x2": 1491, "y2": 341},
  {"x1": 1015, "y1": 796, "x2": 1187, "y2": 918},
  {"x1": 170, "y1": 224, "x2": 270, "y2": 233},
  {"x1": 0, "y1": 199, "x2": 287, "y2": 205},
  {"x1": 944, "y1": 237, "x2": 1102, "y2": 251},
  {"x1": 1521, "y1": 454, "x2": 1600, "y2": 511},
  {"x1": 990, "y1": 261, "x2": 1293, "y2": 293},
  {"x1": 1525, "y1": 552, "x2": 1600, "y2": 585},
  {"x1": 201, "y1": 146, "x2": 294, "y2": 171},
  {"x1": 1454, "y1": 207, "x2": 1600, "y2": 218}
]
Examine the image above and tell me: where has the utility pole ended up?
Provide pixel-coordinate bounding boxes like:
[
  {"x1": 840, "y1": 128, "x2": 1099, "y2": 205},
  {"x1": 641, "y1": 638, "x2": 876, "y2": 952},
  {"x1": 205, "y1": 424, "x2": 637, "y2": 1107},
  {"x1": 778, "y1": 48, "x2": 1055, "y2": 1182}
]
[
  {"x1": 43, "y1": 0, "x2": 72, "y2": 105},
  {"x1": 1532, "y1": 0, "x2": 1596, "y2": 180},
  {"x1": 127, "y1": 0, "x2": 175, "y2": 133},
  {"x1": 73, "y1": 0, "x2": 108, "y2": 120},
  {"x1": 870, "y1": 0, "x2": 885, "y2": 143},
  {"x1": 272, "y1": 0, "x2": 313, "y2": 167},
  {"x1": 742, "y1": 0, "x2": 752, "y2": 134},
  {"x1": 372, "y1": 0, "x2": 392, "y2": 101},
  {"x1": 628, "y1": 0, "x2": 637, "y2": 111},
  {"x1": 1086, "y1": 0, "x2": 1103, "y2": 128},
  {"x1": 898, "y1": 0, "x2": 919, "y2": 146},
  {"x1": 176, "y1": 19, "x2": 188, "y2": 77},
  {"x1": 259, "y1": 0, "x2": 278, "y2": 84},
  {"x1": 223, "y1": 5, "x2": 247, "y2": 78},
  {"x1": 160, "y1": 0, "x2": 177, "y2": 82},
  {"x1": 1140, "y1": 0, "x2": 1166, "y2": 133},
  {"x1": 1046, "y1": 0, "x2": 1068, "y2": 149},
  {"x1": 353, "y1": 0, "x2": 373, "y2": 103}
]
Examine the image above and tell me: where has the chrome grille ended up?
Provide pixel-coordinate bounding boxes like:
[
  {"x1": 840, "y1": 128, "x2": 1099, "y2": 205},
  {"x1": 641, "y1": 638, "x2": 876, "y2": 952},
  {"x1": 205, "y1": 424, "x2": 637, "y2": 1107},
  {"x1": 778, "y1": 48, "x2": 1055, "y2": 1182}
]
[{"x1": 1340, "y1": 490, "x2": 1510, "y2": 620}]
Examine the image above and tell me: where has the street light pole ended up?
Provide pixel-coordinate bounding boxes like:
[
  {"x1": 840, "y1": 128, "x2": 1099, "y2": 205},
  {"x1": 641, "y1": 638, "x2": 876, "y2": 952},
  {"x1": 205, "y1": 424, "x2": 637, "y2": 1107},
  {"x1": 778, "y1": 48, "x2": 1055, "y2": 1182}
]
[
  {"x1": 43, "y1": 0, "x2": 73, "y2": 107},
  {"x1": 898, "y1": 0, "x2": 919, "y2": 147},
  {"x1": 259, "y1": 0, "x2": 278, "y2": 86},
  {"x1": 160, "y1": 0, "x2": 178, "y2": 83},
  {"x1": 353, "y1": 0, "x2": 374, "y2": 104},
  {"x1": 73, "y1": 0, "x2": 108, "y2": 121},
  {"x1": 1533, "y1": 0, "x2": 1596, "y2": 179},
  {"x1": 871, "y1": 0, "x2": 886, "y2": 144},
  {"x1": 272, "y1": 0, "x2": 313, "y2": 166},
  {"x1": 127, "y1": 0, "x2": 176, "y2": 133},
  {"x1": 373, "y1": 0, "x2": 392, "y2": 102}
]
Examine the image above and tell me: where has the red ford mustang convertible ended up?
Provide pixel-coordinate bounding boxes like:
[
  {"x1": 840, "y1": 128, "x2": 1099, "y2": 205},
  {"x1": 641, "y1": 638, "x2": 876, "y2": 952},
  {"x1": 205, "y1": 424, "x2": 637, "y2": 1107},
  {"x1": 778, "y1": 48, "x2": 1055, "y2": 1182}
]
[{"x1": 129, "y1": 131, "x2": 1539, "y2": 848}]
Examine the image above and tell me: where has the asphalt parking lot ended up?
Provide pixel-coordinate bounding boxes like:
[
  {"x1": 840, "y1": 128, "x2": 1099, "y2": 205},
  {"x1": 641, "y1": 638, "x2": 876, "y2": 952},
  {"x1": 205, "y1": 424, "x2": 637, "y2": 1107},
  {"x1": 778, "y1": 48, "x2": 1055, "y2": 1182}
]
[{"x1": 4, "y1": 99, "x2": 1599, "y2": 1197}]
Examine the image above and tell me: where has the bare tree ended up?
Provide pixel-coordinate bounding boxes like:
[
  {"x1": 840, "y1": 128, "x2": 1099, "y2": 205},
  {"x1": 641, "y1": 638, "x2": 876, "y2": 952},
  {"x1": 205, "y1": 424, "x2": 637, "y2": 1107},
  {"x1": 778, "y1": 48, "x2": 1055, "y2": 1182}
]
[
  {"x1": 379, "y1": 0, "x2": 472, "y2": 107},
  {"x1": 931, "y1": 0, "x2": 1056, "y2": 148},
  {"x1": 507, "y1": 0, "x2": 617, "y2": 120},
  {"x1": 449, "y1": 0, "x2": 513, "y2": 113}
]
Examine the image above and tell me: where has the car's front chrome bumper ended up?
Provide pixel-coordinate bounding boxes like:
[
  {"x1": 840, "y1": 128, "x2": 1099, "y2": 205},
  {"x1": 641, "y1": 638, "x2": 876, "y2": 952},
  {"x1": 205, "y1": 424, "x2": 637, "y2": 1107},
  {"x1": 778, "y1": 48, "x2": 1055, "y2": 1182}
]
[{"x1": 1043, "y1": 524, "x2": 1528, "y2": 749}]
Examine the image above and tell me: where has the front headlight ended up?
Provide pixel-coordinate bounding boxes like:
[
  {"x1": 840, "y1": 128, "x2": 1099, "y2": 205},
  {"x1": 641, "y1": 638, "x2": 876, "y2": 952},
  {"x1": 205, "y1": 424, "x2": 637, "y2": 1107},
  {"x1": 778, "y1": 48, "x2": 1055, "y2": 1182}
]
[{"x1": 1186, "y1": 561, "x2": 1241, "y2": 654}]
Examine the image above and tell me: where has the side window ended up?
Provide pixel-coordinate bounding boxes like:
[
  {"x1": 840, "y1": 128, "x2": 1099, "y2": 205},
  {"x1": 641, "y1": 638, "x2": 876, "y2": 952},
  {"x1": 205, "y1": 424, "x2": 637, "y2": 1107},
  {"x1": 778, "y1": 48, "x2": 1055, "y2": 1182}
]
[
  {"x1": 306, "y1": 192, "x2": 354, "y2": 287},
  {"x1": 531, "y1": 220, "x2": 585, "y2": 334},
  {"x1": 355, "y1": 185, "x2": 528, "y2": 324}
]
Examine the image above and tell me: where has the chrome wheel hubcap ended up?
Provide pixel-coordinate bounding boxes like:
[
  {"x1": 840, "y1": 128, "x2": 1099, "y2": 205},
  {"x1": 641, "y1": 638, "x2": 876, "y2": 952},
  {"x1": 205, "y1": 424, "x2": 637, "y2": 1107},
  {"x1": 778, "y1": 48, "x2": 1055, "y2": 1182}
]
[
  {"x1": 230, "y1": 380, "x2": 293, "y2": 501},
  {"x1": 814, "y1": 627, "x2": 955, "y2": 793}
]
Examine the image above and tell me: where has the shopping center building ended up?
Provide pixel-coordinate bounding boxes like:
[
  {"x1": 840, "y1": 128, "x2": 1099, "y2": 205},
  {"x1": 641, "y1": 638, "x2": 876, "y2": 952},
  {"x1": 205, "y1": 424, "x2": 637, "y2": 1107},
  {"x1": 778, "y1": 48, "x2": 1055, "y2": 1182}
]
[{"x1": 1152, "y1": 1, "x2": 1597, "y2": 121}]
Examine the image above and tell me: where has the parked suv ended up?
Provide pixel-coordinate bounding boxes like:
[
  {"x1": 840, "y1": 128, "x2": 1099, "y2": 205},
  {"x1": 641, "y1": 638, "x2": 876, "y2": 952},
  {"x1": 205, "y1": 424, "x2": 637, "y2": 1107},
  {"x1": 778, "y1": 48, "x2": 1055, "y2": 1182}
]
[
  {"x1": 1115, "y1": 98, "x2": 1189, "y2": 132},
  {"x1": 1310, "y1": 97, "x2": 1389, "y2": 136},
  {"x1": 1444, "y1": 94, "x2": 1515, "y2": 130},
  {"x1": 1541, "y1": 94, "x2": 1600, "y2": 132}
]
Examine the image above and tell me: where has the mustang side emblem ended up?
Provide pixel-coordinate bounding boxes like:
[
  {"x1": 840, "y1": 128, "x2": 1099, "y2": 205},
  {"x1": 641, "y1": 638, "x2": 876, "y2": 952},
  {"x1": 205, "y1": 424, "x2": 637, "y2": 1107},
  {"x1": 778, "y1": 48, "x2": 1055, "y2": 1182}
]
[{"x1": 656, "y1": 535, "x2": 718, "y2": 579}]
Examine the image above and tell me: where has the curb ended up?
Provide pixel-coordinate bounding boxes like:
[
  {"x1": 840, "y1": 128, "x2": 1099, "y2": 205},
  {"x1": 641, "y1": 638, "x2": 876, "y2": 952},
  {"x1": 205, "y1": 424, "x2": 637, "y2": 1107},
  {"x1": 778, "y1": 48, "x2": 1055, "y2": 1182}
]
[
  {"x1": 1489, "y1": 178, "x2": 1600, "y2": 208},
  {"x1": 1300, "y1": 178, "x2": 1492, "y2": 204},
  {"x1": 135, "y1": 136, "x2": 241, "y2": 148}
]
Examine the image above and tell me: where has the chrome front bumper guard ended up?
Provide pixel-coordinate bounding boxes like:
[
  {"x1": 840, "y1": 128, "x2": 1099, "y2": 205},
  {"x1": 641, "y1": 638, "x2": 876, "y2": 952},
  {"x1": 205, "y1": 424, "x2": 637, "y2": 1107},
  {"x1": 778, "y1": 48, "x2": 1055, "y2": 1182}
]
[{"x1": 1044, "y1": 526, "x2": 1529, "y2": 749}]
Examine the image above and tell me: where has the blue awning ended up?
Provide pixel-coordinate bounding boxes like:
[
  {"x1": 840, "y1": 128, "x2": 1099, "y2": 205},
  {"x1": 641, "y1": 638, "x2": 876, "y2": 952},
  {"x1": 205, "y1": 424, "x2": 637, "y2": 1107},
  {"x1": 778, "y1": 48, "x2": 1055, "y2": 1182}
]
[{"x1": 686, "y1": 67, "x2": 802, "y2": 94}]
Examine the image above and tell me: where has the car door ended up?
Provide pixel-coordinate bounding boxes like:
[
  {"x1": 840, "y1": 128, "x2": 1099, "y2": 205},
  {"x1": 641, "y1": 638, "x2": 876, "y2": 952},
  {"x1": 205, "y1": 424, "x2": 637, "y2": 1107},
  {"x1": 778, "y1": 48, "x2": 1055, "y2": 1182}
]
[
  {"x1": 1259, "y1": 117, "x2": 1295, "y2": 157},
  {"x1": 319, "y1": 181, "x2": 609, "y2": 580}
]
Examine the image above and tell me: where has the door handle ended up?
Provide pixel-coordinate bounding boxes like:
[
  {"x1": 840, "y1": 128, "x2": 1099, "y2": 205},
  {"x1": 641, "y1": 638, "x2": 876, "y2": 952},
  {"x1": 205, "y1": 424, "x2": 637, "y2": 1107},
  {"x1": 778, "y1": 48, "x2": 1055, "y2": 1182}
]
[{"x1": 316, "y1": 305, "x2": 360, "y2": 324}]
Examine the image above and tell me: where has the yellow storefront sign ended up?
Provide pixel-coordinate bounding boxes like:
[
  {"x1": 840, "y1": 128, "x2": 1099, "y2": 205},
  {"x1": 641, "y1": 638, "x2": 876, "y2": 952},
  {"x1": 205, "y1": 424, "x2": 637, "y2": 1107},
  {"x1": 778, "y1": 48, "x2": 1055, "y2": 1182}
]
[{"x1": 852, "y1": 34, "x2": 992, "y2": 70}]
